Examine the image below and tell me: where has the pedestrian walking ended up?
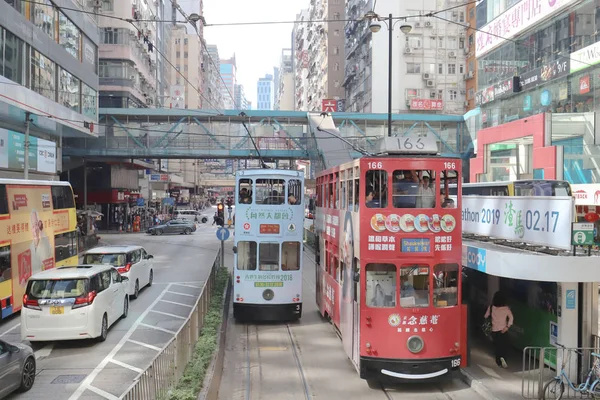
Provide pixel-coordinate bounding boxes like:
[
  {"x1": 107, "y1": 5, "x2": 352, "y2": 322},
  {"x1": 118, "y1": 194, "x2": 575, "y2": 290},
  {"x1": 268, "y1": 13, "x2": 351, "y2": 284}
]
[{"x1": 484, "y1": 291, "x2": 514, "y2": 368}]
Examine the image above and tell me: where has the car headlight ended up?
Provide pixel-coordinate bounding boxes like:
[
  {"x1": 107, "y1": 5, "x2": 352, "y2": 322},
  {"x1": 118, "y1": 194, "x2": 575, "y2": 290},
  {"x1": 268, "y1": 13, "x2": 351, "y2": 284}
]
[
  {"x1": 407, "y1": 335, "x2": 424, "y2": 354},
  {"x1": 263, "y1": 289, "x2": 274, "y2": 301}
]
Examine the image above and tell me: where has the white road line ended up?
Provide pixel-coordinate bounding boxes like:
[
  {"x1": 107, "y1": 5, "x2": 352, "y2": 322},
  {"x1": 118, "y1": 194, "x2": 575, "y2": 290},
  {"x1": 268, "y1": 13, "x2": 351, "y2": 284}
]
[
  {"x1": 172, "y1": 283, "x2": 203, "y2": 289},
  {"x1": 127, "y1": 339, "x2": 161, "y2": 352},
  {"x1": 67, "y1": 283, "x2": 173, "y2": 400},
  {"x1": 139, "y1": 323, "x2": 176, "y2": 334},
  {"x1": 109, "y1": 359, "x2": 144, "y2": 373},
  {"x1": 150, "y1": 309, "x2": 186, "y2": 319},
  {"x1": 160, "y1": 299, "x2": 193, "y2": 307},
  {"x1": 0, "y1": 323, "x2": 20, "y2": 338},
  {"x1": 166, "y1": 291, "x2": 196, "y2": 297},
  {"x1": 85, "y1": 384, "x2": 119, "y2": 400},
  {"x1": 168, "y1": 281, "x2": 204, "y2": 287},
  {"x1": 34, "y1": 344, "x2": 54, "y2": 360}
]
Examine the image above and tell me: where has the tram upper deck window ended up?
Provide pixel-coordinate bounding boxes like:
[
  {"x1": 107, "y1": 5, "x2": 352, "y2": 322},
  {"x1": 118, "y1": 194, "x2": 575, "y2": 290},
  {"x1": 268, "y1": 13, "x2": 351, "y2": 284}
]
[
  {"x1": 400, "y1": 266, "x2": 430, "y2": 308},
  {"x1": 365, "y1": 170, "x2": 387, "y2": 208},
  {"x1": 433, "y1": 263, "x2": 459, "y2": 307},
  {"x1": 282, "y1": 242, "x2": 301, "y2": 271},
  {"x1": 236, "y1": 241, "x2": 257, "y2": 271},
  {"x1": 440, "y1": 168, "x2": 459, "y2": 208},
  {"x1": 259, "y1": 242, "x2": 280, "y2": 271},
  {"x1": 256, "y1": 179, "x2": 285, "y2": 205},
  {"x1": 366, "y1": 263, "x2": 396, "y2": 308},
  {"x1": 238, "y1": 179, "x2": 253, "y2": 204},
  {"x1": 393, "y1": 170, "x2": 436, "y2": 208},
  {"x1": 287, "y1": 179, "x2": 302, "y2": 205}
]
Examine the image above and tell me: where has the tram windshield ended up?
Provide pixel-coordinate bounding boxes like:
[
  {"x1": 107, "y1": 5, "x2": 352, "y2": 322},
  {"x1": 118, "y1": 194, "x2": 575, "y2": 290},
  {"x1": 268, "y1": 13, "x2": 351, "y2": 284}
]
[
  {"x1": 433, "y1": 263, "x2": 459, "y2": 307},
  {"x1": 400, "y1": 266, "x2": 430, "y2": 308}
]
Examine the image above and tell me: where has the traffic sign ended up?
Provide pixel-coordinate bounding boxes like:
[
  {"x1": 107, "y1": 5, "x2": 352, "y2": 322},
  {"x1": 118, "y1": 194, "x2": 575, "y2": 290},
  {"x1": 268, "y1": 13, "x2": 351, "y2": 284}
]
[
  {"x1": 572, "y1": 222, "x2": 594, "y2": 246},
  {"x1": 216, "y1": 227, "x2": 230, "y2": 241}
]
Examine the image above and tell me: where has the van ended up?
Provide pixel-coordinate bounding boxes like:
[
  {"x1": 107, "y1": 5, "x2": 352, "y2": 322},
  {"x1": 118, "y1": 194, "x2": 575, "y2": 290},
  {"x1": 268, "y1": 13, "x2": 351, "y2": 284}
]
[{"x1": 174, "y1": 209, "x2": 208, "y2": 223}]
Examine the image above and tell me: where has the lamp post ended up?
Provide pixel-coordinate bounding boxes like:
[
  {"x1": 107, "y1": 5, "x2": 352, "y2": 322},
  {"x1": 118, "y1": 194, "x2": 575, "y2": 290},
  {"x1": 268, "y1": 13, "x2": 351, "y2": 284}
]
[{"x1": 365, "y1": 12, "x2": 412, "y2": 137}]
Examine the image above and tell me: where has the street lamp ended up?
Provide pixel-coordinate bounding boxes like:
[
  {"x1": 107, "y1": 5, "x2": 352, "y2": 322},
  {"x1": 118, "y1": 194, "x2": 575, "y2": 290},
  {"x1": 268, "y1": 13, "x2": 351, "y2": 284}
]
[{"x1": 365, "y1": 13, "x2": 412, "y2": 137}]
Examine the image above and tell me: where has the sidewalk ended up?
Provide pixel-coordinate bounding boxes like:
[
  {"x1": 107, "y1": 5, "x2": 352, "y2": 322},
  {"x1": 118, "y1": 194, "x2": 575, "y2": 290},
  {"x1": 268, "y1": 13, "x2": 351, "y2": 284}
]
[{"x1": 461, "y1": 335, "x2": 527, "y2": 400}]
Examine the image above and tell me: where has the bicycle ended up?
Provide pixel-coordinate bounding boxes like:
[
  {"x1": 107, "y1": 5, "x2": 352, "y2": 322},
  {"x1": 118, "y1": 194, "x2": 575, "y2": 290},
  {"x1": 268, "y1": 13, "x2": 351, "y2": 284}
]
[{"x1": 542, "y1": 343, "x2": 600, "y2": 399}]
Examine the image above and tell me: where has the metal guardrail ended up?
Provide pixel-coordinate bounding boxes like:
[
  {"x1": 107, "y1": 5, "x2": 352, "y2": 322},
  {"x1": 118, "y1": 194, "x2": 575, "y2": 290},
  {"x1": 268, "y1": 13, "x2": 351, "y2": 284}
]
[
  {"x1": 522, "y1": 344, "x2": 600, "y2": 399},
  {"x1": 121, "y1": 248, "x2": 222, "y2": 399}
]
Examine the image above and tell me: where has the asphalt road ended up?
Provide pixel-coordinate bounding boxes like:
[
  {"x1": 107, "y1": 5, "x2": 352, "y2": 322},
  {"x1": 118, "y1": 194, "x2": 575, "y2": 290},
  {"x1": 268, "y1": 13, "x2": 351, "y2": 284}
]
[{"x1": 0, "y1": 222, "x2": 227, "y2": 400}]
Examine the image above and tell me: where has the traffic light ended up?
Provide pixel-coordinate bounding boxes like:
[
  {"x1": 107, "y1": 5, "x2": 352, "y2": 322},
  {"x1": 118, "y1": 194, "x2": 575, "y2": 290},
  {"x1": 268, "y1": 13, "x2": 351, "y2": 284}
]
[
  {"x1": 226, "y1": 197, "x2": 233, "y2": 208},
  {"x1": 216, "y1": 203, "x2": 225, "y2": 226}
]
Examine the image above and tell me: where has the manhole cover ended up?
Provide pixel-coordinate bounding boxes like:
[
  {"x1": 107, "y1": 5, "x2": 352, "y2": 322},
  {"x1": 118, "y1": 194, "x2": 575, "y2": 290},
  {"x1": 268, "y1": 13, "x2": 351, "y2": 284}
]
[{"x1": 51, "y1": 374, "x2": 87, "y2": 384}]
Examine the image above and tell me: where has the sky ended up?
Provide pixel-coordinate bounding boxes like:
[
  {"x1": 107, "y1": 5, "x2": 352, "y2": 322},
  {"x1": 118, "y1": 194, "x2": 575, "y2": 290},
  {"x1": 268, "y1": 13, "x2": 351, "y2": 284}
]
[{"x1": 202, "y1": 0, "x2": 308, "y2": 108}]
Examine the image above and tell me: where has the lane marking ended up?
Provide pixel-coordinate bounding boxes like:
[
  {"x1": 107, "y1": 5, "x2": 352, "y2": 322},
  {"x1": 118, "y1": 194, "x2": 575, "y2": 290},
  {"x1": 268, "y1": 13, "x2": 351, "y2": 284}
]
[
  {"x1": 67, "y1": 283, "x2": 174, "y2": 400},
  {"x1": 150, "y1": 309, "x2": 186, "y2": 319},
  {"x1": 139, "y1": 323, "x2": 176, "y2": 334},
  {"x1": 160, "y1": 299, "x2": 193, "y2": 307},
  {"x1": 0, "y1": 323, "x2": 20, "y2": 338},
  {"x1": 34, "y1": 344, "x2": 54, "y2": 360},
  {"x1": 85, "y1": 384, "x2": 119, "y2": 400},
  {"x1": 166, "y1": 291, "x2": 196, "y2": 297},
  {"x1": 127, "y1": 339, "x2": 161, "y2": 352},
  {"x1": 172, "y1": 283, "x2": 203, "y2": 289},
  {"x1": 109, "y1": 359, "x2": 144, "y2": 373}
]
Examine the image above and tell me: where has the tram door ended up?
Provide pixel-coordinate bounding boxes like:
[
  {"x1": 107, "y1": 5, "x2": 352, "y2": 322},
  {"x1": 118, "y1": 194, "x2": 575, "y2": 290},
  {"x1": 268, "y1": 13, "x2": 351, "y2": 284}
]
[{"x1": 352, "y1": 257, "x2": 360, "y2": 366}]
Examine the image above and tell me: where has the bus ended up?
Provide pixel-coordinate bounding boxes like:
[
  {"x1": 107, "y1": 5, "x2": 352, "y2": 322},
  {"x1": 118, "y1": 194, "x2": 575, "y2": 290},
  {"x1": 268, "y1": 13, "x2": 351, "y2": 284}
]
[
  {"x1": 314, "y1": 135, "x2": 466, "y2": 382},
  {"x1": 448, "y1": 179, "x2": 572, "y2": 197},
  {"x1": 0, "y1": 179, "x2": 78, "y2": 319},
  {"x1": 232, "y1": 169, "x2": 305, "y2": 321}
]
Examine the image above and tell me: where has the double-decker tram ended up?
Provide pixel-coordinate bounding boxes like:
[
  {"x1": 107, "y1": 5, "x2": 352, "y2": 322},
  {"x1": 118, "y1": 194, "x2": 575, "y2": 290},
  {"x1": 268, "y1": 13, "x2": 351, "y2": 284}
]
[
  {"x1": 232, "y1": 169, "x2": 305, "y2": 321},
  {"x1": 314, "y1": 135, "x2": 466, "y2": 382}
]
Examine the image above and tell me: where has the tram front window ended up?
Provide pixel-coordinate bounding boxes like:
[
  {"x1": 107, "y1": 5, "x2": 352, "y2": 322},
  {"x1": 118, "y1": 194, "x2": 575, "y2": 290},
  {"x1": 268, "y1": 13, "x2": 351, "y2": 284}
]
[
  {"x1": 282, "y1": 242, "x2": 300, "y2": 271},
  {"x1": 365, "y1": 263, "x2": 396, "y2": 308},
  {"x1": 259, "y1": 242, "x2": 280, "y2": 271},
  {"x1": 236, "y1": 241, "x2": 257, "y2": 271},
  {"x1": 287, "y1": 179, "x2": 302, "y2": 205},
  {"x1": 433, "y1": 263, "x2": 459, "y2": 307},
  {"x1": 238, "y1": 179, "x2": 253, "y2": 204},
  {"x1": 400, "y1": 266, "x2": 430, "y2": 308},
  {"x1": 256, "y1": 179, "x2": 285, "y2": 205}
]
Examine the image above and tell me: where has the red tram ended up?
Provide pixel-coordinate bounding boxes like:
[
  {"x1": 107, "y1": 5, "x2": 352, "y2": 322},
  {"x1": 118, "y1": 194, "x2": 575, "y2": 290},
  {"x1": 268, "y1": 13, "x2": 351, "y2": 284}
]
[{"x1": 314, "y1": 136, "x2": 467, "y2": 382}]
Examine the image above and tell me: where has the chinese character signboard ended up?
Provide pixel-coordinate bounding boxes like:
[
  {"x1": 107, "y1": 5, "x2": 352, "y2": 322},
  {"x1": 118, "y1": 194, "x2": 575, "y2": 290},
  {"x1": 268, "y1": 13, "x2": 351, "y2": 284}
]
[
  {"x1": 322, "y1": 99, "x2": 338, "y2": 112},
  {"x1": 170, "y1": 85, "x2": 185, "y2": 109},
  {"x1": 149, "y1": 174, "x2": 169, "y2": 182},
  {"x1": 409, "y1": 99, "x2": 443, "y2": 111}
]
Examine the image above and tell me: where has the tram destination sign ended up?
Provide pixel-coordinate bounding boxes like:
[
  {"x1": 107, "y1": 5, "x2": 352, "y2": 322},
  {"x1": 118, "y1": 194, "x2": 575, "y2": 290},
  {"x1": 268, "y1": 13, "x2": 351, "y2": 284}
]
[
  {"x1": 461, "y1": 196, "x2": 573, "y2": 250},
  {"x1": 374, "y1": 134, "x2": 438, "y2": 155}
]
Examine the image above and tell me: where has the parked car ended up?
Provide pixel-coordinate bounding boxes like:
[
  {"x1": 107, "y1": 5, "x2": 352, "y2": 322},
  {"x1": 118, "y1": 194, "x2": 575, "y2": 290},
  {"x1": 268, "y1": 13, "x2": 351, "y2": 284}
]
[
  {"x1": 83, "y1": 245, "x2": 154, "y2": 298},
  {"x1": 0, "y1": 339, "x2": 35, "y2": 399},
  {"x1": 21, "y1": 265, "x2": 129, "y2": 342},
  {"x1": 173, "y1": 209, "x2": 209, "y2": 223},
  {"x1": 147, "y1": 219, "x2": 196, "y2": 235}
]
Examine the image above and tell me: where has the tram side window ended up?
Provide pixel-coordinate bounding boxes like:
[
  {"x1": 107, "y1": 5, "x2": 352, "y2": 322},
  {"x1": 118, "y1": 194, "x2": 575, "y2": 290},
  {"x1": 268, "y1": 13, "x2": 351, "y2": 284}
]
[
  {"x1": 441, "y1": 169, "x2": 459, "y2": 208},
  {"x1": 400, "y1": 266, "x2": 430, "y2": 308},
  {"x1": 259, "y1": 243, "x2": 280, "y2": 271},
  {"x1": 354, "y1": 179, "x2": 359, "y2": 211},
  {"x1": 287, "y1": 179, "x2": 302, "y2": 205},
  {"x1": 433, "y1": 263, "x2": 459, "y2": 307},
  {"x1": 365, "y1": 170, "x2": 387, "y2": 208},
  {"x1": 282, "y1": 242, "x2": 301, "y2": 271},
  {"x1": 366, "y1": 263, "x2": 396, "y2": 308},
  {"x1": 256, "y1": 179, "x2": 285, "y2": 205},
  {"x1": 0, "y1": 244, "x2": 10, "y2": 283},
  {"x1": 236, "y1": 241, "x2": 257, "y2": 271},
  {"x1": 238, "y1": 179, "x2": 253, "y2": 204},
  {"x1": 392, "y1": 170, "x2": 436, "y2": 208},
  {"x1": 0, "y1": 184, "x2": 7, "y2": 215}
]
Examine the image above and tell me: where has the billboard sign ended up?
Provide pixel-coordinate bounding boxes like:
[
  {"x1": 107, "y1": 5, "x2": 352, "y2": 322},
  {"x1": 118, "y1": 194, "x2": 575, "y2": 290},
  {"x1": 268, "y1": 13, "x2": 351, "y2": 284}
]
[{"x1": 0, "y1": 128, "x2": 56, "y2": 173}]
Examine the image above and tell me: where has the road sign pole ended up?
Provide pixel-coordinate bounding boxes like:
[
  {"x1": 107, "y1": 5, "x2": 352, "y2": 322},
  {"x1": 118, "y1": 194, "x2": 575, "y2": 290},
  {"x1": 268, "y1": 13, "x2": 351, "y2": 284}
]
[{"x1": 221, "y1": 239, "x2": 225, "y2": 269}]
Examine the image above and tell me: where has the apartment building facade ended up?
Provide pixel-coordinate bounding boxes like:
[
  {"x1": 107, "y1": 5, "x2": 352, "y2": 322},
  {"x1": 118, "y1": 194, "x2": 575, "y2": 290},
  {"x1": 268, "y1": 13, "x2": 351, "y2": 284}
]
[
  {"x1": 220, "y1": 55, "x2": 237, "y2": 109},
  {"x1": 257, "y1": 74, "x2": 275, "y2": 110},
  {"x1": 275, "y1": 49, "x2": 294, "y2": 110},
  {"x1": 293, "y1": 9, "x2": 310, "y2": 111}
]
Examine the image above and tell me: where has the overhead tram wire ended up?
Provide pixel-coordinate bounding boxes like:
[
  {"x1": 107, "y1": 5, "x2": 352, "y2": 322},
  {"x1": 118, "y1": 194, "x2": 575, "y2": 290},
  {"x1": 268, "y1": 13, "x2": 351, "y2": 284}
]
[{"x1": 239, "y1": 112, "x2": 269, "y2": 169}]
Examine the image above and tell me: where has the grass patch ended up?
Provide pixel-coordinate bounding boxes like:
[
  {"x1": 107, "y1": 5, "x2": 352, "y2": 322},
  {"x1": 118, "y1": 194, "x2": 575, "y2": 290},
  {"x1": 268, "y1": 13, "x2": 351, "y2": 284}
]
[{"x1": 165, "y1": 266, "x2": 230, "y2": 400}]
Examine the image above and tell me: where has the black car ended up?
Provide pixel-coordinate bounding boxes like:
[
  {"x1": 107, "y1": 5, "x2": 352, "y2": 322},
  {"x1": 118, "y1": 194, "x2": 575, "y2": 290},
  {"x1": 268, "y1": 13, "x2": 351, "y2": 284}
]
[{"x1": 147, "y1": 219, "x2": 197, "y2": 235}]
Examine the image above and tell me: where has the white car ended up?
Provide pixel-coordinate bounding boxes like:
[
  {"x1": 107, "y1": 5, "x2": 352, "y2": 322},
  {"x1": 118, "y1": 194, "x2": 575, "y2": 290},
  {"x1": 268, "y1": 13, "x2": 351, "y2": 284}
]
[
  {"x1": 21, "y1": 265, "x2": 129, "y2": 342},
  {"x1": 174, "y1": 209, "x2": 209, "y2": 224},
  {"x1": 83, "y1": 245, "x2": 154, "y2": 299}
]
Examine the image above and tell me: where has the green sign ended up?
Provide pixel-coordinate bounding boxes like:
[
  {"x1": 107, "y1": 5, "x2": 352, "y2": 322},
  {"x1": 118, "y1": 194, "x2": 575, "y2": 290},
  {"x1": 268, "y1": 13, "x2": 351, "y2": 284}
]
[{"x1": 571, "y1": 222, "x2": 594, "y2": 246}]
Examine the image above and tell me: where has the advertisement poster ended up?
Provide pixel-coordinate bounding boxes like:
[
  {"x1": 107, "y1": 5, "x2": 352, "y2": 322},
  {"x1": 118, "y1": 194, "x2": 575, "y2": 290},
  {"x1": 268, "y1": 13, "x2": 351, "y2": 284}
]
[
  {"x1": 0, "y1": 128, "x2": 56, "y2": 173},
  {"x1": 0, "y1": 185, "x2": 74, "y2": 311},
  {"x1": 0, "y1": 128, "x2": 7, "y2": 168}
]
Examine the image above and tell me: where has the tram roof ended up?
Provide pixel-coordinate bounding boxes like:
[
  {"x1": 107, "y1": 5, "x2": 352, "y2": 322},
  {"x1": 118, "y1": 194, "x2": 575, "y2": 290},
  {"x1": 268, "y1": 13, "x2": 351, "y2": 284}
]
[{"x1": 236, "y1": 169, "x2": 305, "y2": 178}]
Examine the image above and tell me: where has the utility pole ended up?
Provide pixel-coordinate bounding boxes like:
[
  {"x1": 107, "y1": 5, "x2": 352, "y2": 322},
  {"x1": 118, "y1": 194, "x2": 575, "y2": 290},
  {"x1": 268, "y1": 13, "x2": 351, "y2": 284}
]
[{"x1": 23, "y1": 112, "x2": 32, "y2": 180}]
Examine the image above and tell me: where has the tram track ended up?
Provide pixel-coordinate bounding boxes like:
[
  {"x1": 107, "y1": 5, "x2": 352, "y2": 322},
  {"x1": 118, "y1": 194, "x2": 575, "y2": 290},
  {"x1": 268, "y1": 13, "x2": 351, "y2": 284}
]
[{"x1": 380, "y1": 382, "x2": 457, "y2": 400}]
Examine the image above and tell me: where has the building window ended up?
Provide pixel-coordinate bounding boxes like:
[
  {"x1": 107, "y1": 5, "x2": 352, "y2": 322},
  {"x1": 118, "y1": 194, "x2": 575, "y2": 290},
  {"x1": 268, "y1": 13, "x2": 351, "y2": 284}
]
[
  {"x1": 468, "y1": 34, "x2": 473, "y2": 48},
  {"x1": 448, "y1": 90, "x2": 458, "y2": 100},
  {"x1": 448, "y1": 63, "x2": 456, "y2": 74},
  {"x1": 459, "y1": 11, "x2": 465, "y2": 22},
  {"x1": 406, "y1": 63, "x2": 421, "y2": 73},
  {"x1": 59, "y1": 68, "x2": 80, "y2": 112},
  {"x1": 176, "y1": 51, "x2": 180, "y2": 58},
  {"x1": 438, "y1": 89, "x2": 443, "y2": 99},
  {"x1": 333, "y1": 46, "x2": 339, "y2": 55},
  {"x1": 334, "y1": 62, "x2": 339, "y2": 71},
  {"x1": 102, "y1": 0, "x2": 113, "y2": 11},
  {"x1": 102, "y1": 28, "x2": 125, "y2": 45},
  {"x1": 34, "y1": 0, "x2": 55, "y2": 41},
  {"x1": 175, "y1": 38, "x2": 180, "y2": 45},
  {"x1": 184, "y1": 38, "x2": 188, "y2": 45},
  {"x1": 459, "y1": 64, "x2": 464, "y2": 74},
  {"x1": 438, "y1": 37, "x2": 444, "y2": 48},
  {"x1": 438, "y1": 63, "x2": 443, "y2": 74},
  {"x1": 334, "y1": 29, "x2": 340, "y2": 36},
  {"x1": 468, "y1": 88, "x2": 475, "y2": 100},
  {"x1": 82, "y1": 83, "x2": 97, "y2": 119},
  {"x1": 406, "y1": 89, "x2": 421, "y2": 98},
  {"x1": 447, "y1": 37, "x2": 457, "y2": 49},
  {"x1": 31, "y1": 49, "x2": 56, "y2": 101},
  {"x1": 333, "y1": 12, "x2": 340, "y2": 20},
  {"x1": 59, "y1": 12, "x2": 81, "y2": 59},
  {"x1": 184, "y1": 52, "x2": 188, "y2": 58},
  {"x1": 459, "y1": 37, "x2": 465, "y2": 49},
  {"x1": 4, "y1": 30, "x2": 25, "y2": 85}
]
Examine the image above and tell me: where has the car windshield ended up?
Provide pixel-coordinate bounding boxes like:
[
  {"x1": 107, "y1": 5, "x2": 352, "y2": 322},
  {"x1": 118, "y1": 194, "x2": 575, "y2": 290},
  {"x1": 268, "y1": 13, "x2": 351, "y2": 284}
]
[
  {"x1": 27, "y1": 279, "x2": 88, "y2": 299},
  {"x1": 83, "y1": 253, "x2": 126, "y2": 267}
]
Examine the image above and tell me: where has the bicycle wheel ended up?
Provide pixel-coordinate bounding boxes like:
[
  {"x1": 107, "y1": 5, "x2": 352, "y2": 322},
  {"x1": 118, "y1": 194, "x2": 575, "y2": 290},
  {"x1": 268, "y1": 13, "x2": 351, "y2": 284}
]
[{"x1": 542, "y1": 379, "x2": 564, "y2": 400}]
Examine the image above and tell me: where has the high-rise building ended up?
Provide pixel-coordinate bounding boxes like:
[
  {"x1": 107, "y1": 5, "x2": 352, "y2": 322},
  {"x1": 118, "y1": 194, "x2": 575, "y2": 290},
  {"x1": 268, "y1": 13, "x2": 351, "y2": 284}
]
[
  {"x1": 0, "y1": 0, "x2": 99, "y2": 180},
  {"x1": 293, "y1": 9, "x2": 310, "y2": 111},
  {"x1": 256, "y1": 74, "x2": 275, "y2": 110},
  {"x1": 275, "y1": 49, "x2": 294, "y2": 110},
  {"x1": 344, "y1": 0, "x2": 467, "y2": 114},
  {"x1": 235, "y1": 84, "x2": 251, "y2": 110},
  {"x1": 220, "y1": 55, "x2": 237, "y2": 109},
  {"x1": 169, "y1": 26, "x2": 202, "y2": 109},
  {"x1": 206, "y1": 45, "x2": 224, "y2": 109}
]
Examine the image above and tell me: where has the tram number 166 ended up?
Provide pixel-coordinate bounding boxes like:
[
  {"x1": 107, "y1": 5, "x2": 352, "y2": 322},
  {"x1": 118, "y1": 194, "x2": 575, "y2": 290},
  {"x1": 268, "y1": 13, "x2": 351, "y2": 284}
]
[{"x1": 451, "y1": 358, "x2": 461, "y2": 368}]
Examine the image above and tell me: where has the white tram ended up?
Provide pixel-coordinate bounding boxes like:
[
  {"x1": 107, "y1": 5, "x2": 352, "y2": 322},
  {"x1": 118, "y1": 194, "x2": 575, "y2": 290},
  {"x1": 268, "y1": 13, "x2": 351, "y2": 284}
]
[{"x1": 232, "y1": 169, "x2": 305, "y2": 321}]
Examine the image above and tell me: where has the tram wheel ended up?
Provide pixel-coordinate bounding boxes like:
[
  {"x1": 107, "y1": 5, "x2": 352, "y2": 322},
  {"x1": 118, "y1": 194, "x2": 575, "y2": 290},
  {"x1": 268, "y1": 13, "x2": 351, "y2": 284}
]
[{"x1": 367, "y1": 379, "x2": 382, "y2": 390}]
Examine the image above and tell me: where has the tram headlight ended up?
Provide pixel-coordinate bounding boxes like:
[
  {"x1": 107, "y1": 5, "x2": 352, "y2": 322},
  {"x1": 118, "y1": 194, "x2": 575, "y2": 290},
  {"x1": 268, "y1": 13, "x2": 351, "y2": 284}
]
[
  {"x1": 262, "y1": 289, "x2": 275, "y2": 301},
  {"x1": 407, "y1": 335, "x2": 424, "y2": 354}
]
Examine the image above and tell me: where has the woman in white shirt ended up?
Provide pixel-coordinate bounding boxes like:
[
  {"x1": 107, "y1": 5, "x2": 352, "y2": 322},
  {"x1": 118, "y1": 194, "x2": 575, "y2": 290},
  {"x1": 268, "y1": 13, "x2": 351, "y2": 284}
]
[{"x1": 417, "y1": 175, "x2": 435, "y2": 208}]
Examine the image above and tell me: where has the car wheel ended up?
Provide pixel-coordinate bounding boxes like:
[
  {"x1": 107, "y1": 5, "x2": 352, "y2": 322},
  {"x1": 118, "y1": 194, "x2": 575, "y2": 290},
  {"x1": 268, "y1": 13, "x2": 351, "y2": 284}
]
[
  {"x1": 184, "y1": 227, "x2": 191, "y2": 235},
  {"x1": 133, "y1": 279, "x2": 140, "y2": 299},
  {"x1": 148, "y1": 269, "x2": 153, "y2": 287},
  {"x1": 156, "y1": 229, "x2": 163, "y2": 236},
  {"x1": 201, "y1": 217, "x2": 208, "y2": 223},
  {"x1": 122, "y1": 296, "x2": 129, "y2": 319},
  {"x1": 18, "y1": 356, "x2": 35, "y2": 392},
  {"x1": 98, "y1": 314, "x2": 108, "y2": 342},
  {"x1": 151, "y1": 230, "x2": 156, "y2": 235}
]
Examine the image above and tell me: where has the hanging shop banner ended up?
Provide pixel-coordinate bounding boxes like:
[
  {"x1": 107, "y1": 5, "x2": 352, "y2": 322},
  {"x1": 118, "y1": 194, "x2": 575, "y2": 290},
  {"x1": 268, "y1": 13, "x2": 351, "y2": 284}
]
[
  {"x1": 409, "y1": 99, "x2": 444, "y2": 110},
  {"x1": 461, "y1": 196, "x2": 573, "y2": 250}
]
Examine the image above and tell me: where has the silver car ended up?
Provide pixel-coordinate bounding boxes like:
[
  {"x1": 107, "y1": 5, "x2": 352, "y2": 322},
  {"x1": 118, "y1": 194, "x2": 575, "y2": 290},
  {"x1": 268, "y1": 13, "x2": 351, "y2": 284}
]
[{"x1": 0, "y1": 339, "x2": 35, "y2": 398}]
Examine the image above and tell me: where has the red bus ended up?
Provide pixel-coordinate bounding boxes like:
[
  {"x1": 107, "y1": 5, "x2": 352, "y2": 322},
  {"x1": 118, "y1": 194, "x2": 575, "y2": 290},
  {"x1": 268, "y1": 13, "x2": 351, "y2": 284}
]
[{"x1": 314, "y1": 136, "x2": 466, "y2": 383}]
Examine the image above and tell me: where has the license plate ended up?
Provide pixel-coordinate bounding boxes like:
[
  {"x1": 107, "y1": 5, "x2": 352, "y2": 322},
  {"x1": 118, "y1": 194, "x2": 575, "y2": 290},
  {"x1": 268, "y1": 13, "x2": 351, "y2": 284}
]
[{"x1": 50, "y1": 306, "x2": 64, "y2": 315}]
